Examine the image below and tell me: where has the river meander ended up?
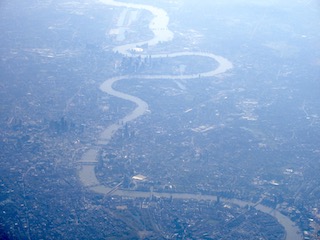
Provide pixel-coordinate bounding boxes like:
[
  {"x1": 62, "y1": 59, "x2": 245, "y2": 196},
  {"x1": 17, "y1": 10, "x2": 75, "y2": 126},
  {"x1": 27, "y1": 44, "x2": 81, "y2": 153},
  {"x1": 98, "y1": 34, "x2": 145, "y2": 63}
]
[{"x1": 77, "y1": 1, "x2": 302, "y2": 239}]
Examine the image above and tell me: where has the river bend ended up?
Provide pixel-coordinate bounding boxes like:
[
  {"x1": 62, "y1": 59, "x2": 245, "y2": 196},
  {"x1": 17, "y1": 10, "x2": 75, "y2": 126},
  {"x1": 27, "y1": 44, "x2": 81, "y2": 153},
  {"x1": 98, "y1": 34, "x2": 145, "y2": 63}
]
[{"x1": 77, "y1": 1, "x2": 302, "y2": 239}]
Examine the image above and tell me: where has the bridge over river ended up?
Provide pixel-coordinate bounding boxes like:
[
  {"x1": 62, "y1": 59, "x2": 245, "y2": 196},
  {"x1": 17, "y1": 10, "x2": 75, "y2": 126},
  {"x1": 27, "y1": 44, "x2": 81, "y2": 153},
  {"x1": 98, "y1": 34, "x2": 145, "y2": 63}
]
[{"x1": 78, "y1": 1, "x2": 302, "y2": 239}]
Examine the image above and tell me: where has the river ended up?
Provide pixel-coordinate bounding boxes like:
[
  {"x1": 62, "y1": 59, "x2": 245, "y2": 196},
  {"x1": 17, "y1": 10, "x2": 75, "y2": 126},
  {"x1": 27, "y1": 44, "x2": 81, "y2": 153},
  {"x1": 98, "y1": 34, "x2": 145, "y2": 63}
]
[{"x1": 77, "y1": 0, "x2": 302, "y2": 239}]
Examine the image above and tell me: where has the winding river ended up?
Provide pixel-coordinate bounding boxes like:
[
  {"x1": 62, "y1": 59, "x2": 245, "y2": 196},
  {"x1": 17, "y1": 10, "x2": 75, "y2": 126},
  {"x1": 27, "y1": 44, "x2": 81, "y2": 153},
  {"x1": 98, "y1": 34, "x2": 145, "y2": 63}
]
[{"x1": 77, "y1": 0, "x2": 302, "y2": 239}]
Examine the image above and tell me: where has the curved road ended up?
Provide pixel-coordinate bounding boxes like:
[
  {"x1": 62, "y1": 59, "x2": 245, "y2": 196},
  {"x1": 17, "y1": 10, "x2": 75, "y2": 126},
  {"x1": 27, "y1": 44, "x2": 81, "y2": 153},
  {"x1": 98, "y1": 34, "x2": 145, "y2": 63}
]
[{"x1": 77, "y1": 0, "x2": 302, "y2": 239}]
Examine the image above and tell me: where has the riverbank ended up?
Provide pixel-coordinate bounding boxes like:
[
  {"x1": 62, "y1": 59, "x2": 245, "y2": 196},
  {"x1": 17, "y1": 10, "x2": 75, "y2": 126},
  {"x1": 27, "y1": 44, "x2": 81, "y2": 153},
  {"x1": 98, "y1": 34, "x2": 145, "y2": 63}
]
[{"x1": 78, "y1": 0, "x2": 302, "y2": 239}]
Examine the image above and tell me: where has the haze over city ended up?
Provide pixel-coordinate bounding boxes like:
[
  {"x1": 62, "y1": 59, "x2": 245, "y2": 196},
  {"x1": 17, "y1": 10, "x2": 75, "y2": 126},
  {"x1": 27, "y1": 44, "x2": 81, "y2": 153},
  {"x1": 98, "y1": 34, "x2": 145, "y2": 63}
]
[{"x1": 0, "y1": 0, "x2": 319, "y2": 239}]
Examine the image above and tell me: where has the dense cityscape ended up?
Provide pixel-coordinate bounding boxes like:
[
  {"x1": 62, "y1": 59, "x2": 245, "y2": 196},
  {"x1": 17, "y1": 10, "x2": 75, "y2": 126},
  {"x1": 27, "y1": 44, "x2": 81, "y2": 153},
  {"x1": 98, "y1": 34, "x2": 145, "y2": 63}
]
[{"x1": 1, "y1": 0, "x2": 320, "y2": 239}]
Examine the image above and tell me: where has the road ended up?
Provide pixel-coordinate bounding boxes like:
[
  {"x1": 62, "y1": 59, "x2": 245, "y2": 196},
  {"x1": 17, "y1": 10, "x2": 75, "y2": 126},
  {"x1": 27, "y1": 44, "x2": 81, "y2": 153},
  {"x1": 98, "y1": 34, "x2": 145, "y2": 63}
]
[{"x1": 77, "y1": 1, "x2": 302, "y2": 239}]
